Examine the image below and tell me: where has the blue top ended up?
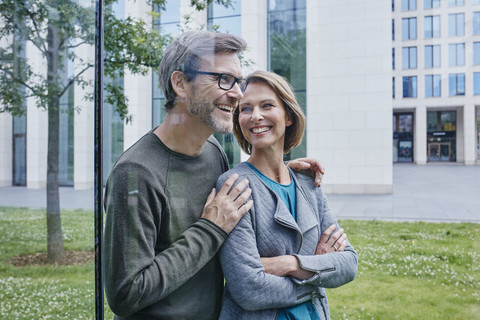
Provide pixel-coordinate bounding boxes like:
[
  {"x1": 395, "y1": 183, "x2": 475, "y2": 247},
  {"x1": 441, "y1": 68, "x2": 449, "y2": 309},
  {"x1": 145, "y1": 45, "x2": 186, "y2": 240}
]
[{"x1": 245, "y1": 162, "x2": 320, "y2": 320}]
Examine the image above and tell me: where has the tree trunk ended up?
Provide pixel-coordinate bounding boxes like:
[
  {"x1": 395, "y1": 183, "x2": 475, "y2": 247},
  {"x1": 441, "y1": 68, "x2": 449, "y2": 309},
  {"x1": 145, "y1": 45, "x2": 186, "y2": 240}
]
[{"x1": 46, "y1": 22, "x2": 65, "y2": 263}]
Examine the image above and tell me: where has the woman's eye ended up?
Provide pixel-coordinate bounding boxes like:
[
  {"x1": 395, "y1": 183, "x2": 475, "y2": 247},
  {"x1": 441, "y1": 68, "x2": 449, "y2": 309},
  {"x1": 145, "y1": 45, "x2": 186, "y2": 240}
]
[
  {"x1": 262, "y1": 103, "x2": 273, "y2": 108},
  {"x1": 240, "y1": 106, "x2": 252, "y2": 113}
]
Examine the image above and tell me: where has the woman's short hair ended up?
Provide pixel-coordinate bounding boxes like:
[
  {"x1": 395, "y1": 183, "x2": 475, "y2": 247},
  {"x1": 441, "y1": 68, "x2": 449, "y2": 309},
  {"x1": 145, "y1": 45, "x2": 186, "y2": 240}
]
[
  {"x1": 158, "y1": 30, "x2": 247, "y2": 110},
  {"x1": 233, "y1": 70, "x2": 306, "y2": 155}
]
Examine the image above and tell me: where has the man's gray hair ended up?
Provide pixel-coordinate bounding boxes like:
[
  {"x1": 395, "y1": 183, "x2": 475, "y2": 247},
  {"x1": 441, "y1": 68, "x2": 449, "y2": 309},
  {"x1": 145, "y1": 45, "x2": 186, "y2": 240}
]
[{"x1": 158, "y1": 30, "x2": 247, "y2": 110}]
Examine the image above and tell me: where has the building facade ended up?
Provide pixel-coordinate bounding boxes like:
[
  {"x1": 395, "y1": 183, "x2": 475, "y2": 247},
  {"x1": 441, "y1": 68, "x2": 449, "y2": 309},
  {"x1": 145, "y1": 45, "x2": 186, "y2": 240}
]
[
  {"x1": 393, "y1": 0, "x2": 480, "y2": 165},
  {"x1": 1, "y1": 0, "x2": 406, "y2": 194}
]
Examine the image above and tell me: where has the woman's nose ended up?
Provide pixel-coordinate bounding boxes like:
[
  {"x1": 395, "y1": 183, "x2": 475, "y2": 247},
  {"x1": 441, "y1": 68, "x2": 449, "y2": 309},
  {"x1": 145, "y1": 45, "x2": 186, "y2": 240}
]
[{"x1": 251, "y1": 107, "x2": 263, "y2": 121}]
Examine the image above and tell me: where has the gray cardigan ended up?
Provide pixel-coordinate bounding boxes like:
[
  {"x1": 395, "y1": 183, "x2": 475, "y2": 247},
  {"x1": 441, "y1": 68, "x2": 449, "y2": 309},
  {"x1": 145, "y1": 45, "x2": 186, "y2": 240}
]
[{"x1": 217, "y1": 162, "x2": 358, "y2": 320}]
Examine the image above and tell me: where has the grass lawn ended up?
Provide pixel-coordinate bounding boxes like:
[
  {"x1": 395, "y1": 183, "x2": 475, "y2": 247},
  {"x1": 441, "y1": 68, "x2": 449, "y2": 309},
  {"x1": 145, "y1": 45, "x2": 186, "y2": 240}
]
[{"x1": 0, "y1": 207, "x2": 478, "y2": 319}]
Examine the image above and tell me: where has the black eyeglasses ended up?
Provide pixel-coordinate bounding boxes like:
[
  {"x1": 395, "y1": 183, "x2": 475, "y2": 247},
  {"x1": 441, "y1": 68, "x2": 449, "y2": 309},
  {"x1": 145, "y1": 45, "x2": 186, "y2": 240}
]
[{"x1": 189, "y1": 70, "x2": 249, "y2": 93}]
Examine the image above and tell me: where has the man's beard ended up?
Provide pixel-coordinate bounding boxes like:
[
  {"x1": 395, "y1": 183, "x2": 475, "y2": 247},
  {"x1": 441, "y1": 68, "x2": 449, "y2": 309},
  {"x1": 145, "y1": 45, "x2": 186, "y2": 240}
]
[{"x1": 189, "y1": 91, "x2": 235, "y2": 134}]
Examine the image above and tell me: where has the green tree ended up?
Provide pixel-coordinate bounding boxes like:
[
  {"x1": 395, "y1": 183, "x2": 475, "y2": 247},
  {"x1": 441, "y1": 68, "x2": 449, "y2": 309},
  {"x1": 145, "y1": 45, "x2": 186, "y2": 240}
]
[{"x1": 0, "y1": 0, "x2": 231, "y2": 263}]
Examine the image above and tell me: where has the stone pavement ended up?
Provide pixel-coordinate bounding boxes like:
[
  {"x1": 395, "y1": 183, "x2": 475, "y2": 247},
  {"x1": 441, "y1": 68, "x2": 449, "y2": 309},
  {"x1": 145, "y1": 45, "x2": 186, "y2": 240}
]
[{"x1": 0, "y1": 164, "x2": 479, "y2": 223}]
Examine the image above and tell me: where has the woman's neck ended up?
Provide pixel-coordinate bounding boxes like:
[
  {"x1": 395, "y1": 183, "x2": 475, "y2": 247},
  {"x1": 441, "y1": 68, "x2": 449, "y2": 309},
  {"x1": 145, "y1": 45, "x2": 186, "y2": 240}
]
[{"x1": 247, "y1": 150, "x2": 290, "y2": 184}]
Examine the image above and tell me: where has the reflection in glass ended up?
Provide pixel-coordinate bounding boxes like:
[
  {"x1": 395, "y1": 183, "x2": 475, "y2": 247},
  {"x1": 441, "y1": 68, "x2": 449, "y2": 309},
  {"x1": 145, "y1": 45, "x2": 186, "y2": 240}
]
[
  {"x1": 152, "y1": 1, "x2": 181, "y2": 128},
  {"x1": 448, "y1": 13, "x2": 464, "y2": 36},
  {"x1": 268, "y1": 0, "x2": 307, "y2": 160},
  {"x1": 425, "y1": 45, "x2": 440, "y2": 68},
  {"x1": 402, "y1": 47, "x2": 417, "y2": 69},
  {"x1": 425, "y1": 75, "x2": 441, "y2": 97},
  {"x1": 403, "y1": 76, "x2": 417, "y2": 98},
  {"x1": 449, "y1": 43, "x2": 465, "y2": 66},
  {"x1": 207, "y1": 0, "x2": 242, "y2": 168},
  {"x1": 393, "y1": 113, "x2": 414, "y2": 162},
  {"x1": 449, "y1": 73, "x2": 465, "y2": 96}
]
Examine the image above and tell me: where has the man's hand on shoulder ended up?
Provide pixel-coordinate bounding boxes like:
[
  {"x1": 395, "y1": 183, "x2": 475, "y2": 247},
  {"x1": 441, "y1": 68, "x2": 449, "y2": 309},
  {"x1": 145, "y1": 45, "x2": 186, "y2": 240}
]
[
  {"x1": 287, "y1": 157, "x2": 325, "y2": 187},
  {"x1": 201, "y1": 174, "x2": 253, "y2": 234}
]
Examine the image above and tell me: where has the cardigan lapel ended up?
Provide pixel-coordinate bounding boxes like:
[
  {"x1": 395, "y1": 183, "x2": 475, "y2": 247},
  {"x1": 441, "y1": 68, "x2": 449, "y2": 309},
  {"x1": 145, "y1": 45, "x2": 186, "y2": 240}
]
[{"x1": 291, "y1": 171, "x2": 319, "y2": 234}]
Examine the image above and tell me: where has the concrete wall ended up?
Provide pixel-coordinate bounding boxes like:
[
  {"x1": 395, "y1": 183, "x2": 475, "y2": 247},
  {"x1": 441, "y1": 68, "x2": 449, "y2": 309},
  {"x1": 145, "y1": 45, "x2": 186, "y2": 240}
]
[{"x1": 307, "y1": 0, "x2": 393, "y2": 194}]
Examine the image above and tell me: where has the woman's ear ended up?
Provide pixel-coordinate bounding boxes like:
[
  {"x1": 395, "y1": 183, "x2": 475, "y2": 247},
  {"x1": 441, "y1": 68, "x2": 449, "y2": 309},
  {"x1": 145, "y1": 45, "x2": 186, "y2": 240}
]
[
  {"x1": 285, "y1": 110, "x2": 293, "y2": 127},
  {"x1": 171, "y1": 71, "x2": 189, "y2": 99}
]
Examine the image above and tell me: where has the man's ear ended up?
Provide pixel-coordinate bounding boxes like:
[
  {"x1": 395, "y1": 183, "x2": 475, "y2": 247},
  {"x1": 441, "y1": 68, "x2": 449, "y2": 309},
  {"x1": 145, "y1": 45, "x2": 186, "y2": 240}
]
[{"x1": 171, "y1": 71, "x2": 189, "y2": 99}]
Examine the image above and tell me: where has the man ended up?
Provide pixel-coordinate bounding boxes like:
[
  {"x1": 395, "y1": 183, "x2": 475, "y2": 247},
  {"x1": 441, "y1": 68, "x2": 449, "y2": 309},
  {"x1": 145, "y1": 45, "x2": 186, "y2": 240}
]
[{"x1": 103, "y1": 30, "x2": 323, "y2": 319}]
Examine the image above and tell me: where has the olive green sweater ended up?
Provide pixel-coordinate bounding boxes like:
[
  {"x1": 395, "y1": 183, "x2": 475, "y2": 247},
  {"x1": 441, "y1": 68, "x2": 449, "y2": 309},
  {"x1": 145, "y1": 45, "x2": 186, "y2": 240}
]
[{"x1": 103, "y1": 130, "x2": 229, "y2": 319}]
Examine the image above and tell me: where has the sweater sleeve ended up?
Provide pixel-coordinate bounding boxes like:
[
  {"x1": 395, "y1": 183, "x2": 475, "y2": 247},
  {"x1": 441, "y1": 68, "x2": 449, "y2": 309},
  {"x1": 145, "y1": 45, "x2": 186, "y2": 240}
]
[
  {"x1": 218, "y1": 173, "x2": 313, "y2": 311},
  {"x1": 103, "y1": 161, "x2": 228, "y2": 317},
  {"x1": 292, "y1": 189, "x2": 358, "y2": 288}
]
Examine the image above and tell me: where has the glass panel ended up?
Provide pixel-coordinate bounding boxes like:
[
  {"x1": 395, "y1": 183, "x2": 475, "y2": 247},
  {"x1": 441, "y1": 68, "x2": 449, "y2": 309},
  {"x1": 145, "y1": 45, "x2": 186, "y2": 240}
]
[
  {"x1": 402, "y1": 47, "x2": 409, "y2": 69},
  {"x1": 411, "y1": 76, "x2": 417, "y2": 97},
  {"x1": 268, "y1": 0, "x2": 307, "y2": 159},
  {"x1": 474, "y1": 73, "x2": 480, "y2": 95},
  {"x1": 474, "y1": 12, "x2": 480, "y2": 34},
  {"x1": 474, "y1": 42, "x2": 480, "y2": 65},
  {"x1": 449, "y1": 74, "x2": 456, "y2": 96},
  {"x1": 457, "y1": 74, "x2": 465, "y2": 95},
  {"x1": 448, "y1": 14, "x2": 456, "y2": 36},
  {"x1": 426, "y1": 75, "x2": 433, "y2": 97},
  {"x1": 1, "y1": 0, "x2": 96, "y2": 318},
  {"x1": 457, "y1": 14, "x2": 465, "y2": 35},
  {"x1": 410, "y1": 18, "x2": 417, "y2": 39},
  {"x1": 449, "y1": 44, "x2": 456, "y2": 66},
  {"x1": 208, "y1": 0, "x2": 241, "y2": 35},
  {"x1": 402, "y1": 18, "x2": 409, "y2": 40},
  {"x1": 425, "y1": 16, "x2": 432, "y2": 38},
  {"x1": 208, "y1": 0, "x2": 242, "y2": 166},
  {"x1": 433, "y1": 15, "x2": 440, "y2": 37},
  {"x1": 410, "y1": 47, "x2": 417, "y2": 68},
  {"x1": 457, "y1": 43, "x2": 465, "y2": 66},
  {"x1": 433, "y1": 45, "x2": 440, "y2": 67},
  {"x1": 425, "y1": 45, "x2": 432, "y2": 68},
  {"x1": 433, "y1": 75, "x2": 441, "y2": 96}
]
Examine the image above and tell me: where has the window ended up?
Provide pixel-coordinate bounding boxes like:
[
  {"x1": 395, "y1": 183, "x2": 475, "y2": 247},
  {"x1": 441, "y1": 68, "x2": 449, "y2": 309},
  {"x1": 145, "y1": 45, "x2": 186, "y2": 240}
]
[
  {"x1": 474, "y1": 0, "x2": 480, "y2": 5},
  {"x1": 392, "y1": 48, "x2": 395, "y2": 70},
  {"x1": 425, "y1": 75, "x2": 441, "y2": 97},
  {"x1": 449, "y1": 73, "x2": 465, "y2": 96},
  {"x1": 208, "y1": 0, "x2": 241, "y2": 35},
  {"x1": 425, "y1": 45, "x2": 441, "y2": 68},
  {"x1": 474, "y1": 73, "x2": 480, "y2": 95},
  {"x1": 425, "y1": 16, "x2": 440, "y2": 38},
  {"x1": 268, "y1": 0, "x2": 307, "y2": 160},
  {"x1": 449, "y1": 43, "x2": 465, "y2": 66},
  {"x1": 152, "y1": 1, "x2": 180, "y2": 128},
  {"x1": 393, "y1": 77, "x2": 396, "y2": 98},
  {"x1": 392, "y1": 19, "x2": 395, "y2": 40},
  {"x1": 403, "y1": 76, "x2": 417, "y2": 97},
  {"x1": 448, "y1": 13, "x2": 464, "y2": 36},
  {"x1": 474, "y1": 12, "x2": 480, "y2": 35},
  {"x1": 424, "y1": 0, "x2": 440, "y2": 8},
  {"x1": 448, "y1": 0, "x2": 464, "y2": 6},
  {"x1": 402, "y1": 17, "x2": 417, "y2": 40},
  {"x1": 402, "y1": 0, "x2": 416, "y2": 10},
  {"x1": 402, "y1": 46, "x2": 417, "y2": 69},
  {"x1": 474, "y1": 42, "x2": 480, "y2": 65}
]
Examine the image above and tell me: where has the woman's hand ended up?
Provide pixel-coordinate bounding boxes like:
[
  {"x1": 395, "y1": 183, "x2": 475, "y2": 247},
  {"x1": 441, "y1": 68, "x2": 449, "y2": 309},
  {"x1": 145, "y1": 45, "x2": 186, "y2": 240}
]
[
  {"x1": 286, "y1": 158, "x2": 325, "y2": 187},
  {"x1": 261, "y1": 256, "x2": 315, "y2": 280},
  {"x1": 315, "y1": 224, "x2": 347, "y2": 255}
]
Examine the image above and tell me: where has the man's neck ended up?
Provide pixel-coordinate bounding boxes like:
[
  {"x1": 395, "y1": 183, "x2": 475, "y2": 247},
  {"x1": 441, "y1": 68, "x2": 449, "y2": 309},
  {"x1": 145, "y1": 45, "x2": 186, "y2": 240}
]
[{"x1": 153, "y1": 109, "x2": 214, "y2": 156}]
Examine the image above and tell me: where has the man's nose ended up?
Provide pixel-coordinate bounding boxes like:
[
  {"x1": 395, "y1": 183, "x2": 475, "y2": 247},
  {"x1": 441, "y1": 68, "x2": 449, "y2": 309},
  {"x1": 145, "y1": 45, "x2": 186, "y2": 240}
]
[{"x1": 226, "y1": 82, "x2": 244, "y2": 100}]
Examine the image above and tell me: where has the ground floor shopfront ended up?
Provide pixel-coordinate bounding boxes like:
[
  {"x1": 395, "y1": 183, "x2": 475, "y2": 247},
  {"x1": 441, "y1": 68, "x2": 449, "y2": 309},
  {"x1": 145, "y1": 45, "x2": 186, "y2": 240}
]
[{"x1": 393, "y1": 105, "x2": 480, "y2": 164}]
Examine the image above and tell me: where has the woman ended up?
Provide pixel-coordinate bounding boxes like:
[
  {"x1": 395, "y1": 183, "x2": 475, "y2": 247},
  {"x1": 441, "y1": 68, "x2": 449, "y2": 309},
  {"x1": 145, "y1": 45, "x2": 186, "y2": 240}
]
[{"x1": 216, "y1": 71, "x2": 358, "y2": 320}]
